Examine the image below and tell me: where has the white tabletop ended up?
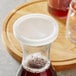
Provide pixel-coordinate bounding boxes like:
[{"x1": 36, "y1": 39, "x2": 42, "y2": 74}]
[{"x1": 0, "y1": 0, "x2": 76, "y2": 76}]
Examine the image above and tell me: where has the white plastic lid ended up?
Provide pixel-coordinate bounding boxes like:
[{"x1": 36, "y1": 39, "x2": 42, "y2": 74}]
[{"x1": 13, "y1": 14, "x2": 58, "y2": 46}]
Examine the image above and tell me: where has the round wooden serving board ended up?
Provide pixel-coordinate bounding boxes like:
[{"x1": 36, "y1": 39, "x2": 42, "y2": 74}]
[{"x1": 2, "y1": 0, "x2": 76, "y2": 71}]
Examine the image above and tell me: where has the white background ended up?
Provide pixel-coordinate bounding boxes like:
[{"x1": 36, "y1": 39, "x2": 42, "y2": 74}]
[{"x1": 0, "y1": 0, "x2": 76, "y2": 76}]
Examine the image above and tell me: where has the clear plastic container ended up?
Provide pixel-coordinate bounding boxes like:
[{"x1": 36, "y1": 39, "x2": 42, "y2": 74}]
[{"x1": 13, "y1": 14, "x2": 58, "y2": 76}]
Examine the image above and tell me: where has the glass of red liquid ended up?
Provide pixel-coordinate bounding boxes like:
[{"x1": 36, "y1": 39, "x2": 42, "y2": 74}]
[
  {"x1": 13, "y1": 14, "x2": 58, "y2": 76},
  {"x1": 48, "y1": 0, "x2": 71, "y2": 18},
  {"x1": 66, "y1": 0, "x2": 76, "y2": 43}
]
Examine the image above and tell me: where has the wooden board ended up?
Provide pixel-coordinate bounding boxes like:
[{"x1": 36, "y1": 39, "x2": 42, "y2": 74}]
[{"x1": 2, "y1": 0, "x2": 76, "y2": 71}]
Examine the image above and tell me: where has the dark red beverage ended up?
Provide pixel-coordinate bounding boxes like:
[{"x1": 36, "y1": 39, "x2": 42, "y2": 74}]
[
  {"x1": 48, "y1": 0, "x2": 71, "y2": 18},
  {"x1": 18, "y1": 54, "x2": 57, "y2": 76}
]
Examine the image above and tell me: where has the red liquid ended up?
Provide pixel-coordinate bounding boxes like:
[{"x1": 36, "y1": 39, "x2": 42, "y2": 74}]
[
  {"x1": 18, "y1": 54, "x2": 57, "y2": 76},
  {"x1": 48, "y1": 0, "x2": 71, "y2": 17},
  {"x1": 48, "y1": 6, "x2": 68, "y2": 17},
  {"x1": 18, "y1": 65, "x2": 57, "y2": 76}
]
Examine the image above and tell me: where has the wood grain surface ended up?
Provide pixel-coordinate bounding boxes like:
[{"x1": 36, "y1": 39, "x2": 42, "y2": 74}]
[{"x1": 2, "y1": 0, "x2": 76, "y2": 71}]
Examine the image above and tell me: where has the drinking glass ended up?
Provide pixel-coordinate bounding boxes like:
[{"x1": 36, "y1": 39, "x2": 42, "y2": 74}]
[
  {"x1": 48, "y1": 0, "x2": 71, "y2": 18},
  {"x1": 66, "y1": 0, "x2": 76, "y2": 43},
  {"x1": 13, "y1": 14, "x2": 58, "y2": 76}
]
